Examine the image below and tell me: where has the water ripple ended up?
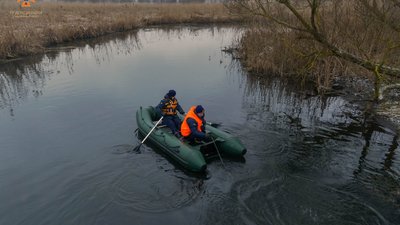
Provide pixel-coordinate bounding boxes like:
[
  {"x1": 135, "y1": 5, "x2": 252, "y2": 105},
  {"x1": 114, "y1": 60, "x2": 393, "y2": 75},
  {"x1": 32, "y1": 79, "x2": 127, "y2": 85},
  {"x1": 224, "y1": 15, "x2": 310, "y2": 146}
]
[
  {"x1": 206, "y1": 175, "x2": 396, "y2": 225},
  {"x1": 110, "y1": 167, "x2": 204, "y2": 213}
]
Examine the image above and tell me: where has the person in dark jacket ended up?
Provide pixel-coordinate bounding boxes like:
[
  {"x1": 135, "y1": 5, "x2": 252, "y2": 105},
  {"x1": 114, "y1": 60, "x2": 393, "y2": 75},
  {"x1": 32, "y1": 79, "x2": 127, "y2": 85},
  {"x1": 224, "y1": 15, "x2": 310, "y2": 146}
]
[
  {"x1": 181, "y1": 105, "x2": 211, "y2": 144},
  {"x1": 155, "y1": 90, "x2": 185, "y2": 138}
]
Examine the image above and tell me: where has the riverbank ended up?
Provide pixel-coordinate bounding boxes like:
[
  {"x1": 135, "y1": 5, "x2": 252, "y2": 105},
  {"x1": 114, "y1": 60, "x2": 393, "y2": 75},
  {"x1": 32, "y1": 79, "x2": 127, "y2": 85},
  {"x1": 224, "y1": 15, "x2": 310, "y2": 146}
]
[
  {"x1": 234, "y1": 28, "x2": 400, "y2": 129},
  {"x1": 226, "y1": 0, "x2": 400, "y2": 129},
  {"x1": 0, "y1": 2, "x2": 242, "y2": 61},
  {"x1": 228, "y1": 1, "x2": 400, "y2": 92}
]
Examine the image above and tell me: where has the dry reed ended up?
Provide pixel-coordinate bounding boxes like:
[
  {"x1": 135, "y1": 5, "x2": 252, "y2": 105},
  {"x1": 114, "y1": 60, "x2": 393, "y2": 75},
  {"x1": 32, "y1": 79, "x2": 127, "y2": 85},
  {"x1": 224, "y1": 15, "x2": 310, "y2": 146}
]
[
  {"x1": 0, "y1": 1, "x2": 242, "y2": 60},
  {"x1": 232, "y1": 1, "x2": 400, "y2": 92}
]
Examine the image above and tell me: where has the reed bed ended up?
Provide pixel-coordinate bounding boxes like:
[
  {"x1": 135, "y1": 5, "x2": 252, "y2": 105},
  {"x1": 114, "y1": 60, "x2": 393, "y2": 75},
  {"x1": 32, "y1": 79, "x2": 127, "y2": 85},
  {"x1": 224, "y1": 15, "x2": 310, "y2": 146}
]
[
  {"x1": 231, "y1": 1, "x2": 400, "y2": 92},
  {"x1": 0, "y1": 1, "x2": 241, "y2": 60},
  {"x1": 236, "y1": 26, "x2": 362, "y2": 92}
]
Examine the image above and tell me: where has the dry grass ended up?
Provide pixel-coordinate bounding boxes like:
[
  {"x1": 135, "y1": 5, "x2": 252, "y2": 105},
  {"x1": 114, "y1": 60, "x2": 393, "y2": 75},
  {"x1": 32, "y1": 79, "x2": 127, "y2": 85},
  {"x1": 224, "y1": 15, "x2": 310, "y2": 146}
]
[
  {"x1": 237, "y1": 26, "x2": 361, "y2": 92},
  {"x1": 232, "y1": 1, "x2": 400, "y2": 92},
  {"x1": 0, "y1": 1, "x2": 242, "y2": 60}
]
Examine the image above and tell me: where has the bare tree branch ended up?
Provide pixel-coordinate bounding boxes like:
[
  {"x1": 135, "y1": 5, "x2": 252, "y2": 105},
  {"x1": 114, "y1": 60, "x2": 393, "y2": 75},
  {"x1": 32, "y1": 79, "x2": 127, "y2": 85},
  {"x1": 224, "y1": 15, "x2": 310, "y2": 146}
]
[{"x1": 228, "y1": 0, "x2": 400, "y2": 78}]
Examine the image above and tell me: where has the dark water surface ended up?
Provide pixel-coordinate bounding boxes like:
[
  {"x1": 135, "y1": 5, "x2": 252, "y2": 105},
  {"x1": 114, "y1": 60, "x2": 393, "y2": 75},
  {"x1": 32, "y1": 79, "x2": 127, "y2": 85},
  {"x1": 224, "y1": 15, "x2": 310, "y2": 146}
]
[{"x1": 0, "y1": 26, "x2": 399, "y2": 225}]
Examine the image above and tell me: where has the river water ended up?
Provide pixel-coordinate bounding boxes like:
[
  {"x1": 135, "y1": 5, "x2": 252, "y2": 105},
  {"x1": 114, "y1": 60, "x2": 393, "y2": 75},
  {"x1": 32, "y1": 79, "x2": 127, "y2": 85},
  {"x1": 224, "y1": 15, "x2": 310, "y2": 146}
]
[{"x1": 0, "y1": 26, "x2": 399, "y2": 225}]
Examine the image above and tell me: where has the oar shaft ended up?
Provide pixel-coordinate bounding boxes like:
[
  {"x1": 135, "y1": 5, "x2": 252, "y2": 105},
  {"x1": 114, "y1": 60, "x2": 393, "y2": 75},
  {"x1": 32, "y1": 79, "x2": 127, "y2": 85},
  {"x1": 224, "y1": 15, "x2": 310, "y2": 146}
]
[
  {"x1": 211, "y1": 136, "x2": 225, "y2": 168},
  {"x1": 141, "y1": 116, "x2": 163, "y2": 144}
]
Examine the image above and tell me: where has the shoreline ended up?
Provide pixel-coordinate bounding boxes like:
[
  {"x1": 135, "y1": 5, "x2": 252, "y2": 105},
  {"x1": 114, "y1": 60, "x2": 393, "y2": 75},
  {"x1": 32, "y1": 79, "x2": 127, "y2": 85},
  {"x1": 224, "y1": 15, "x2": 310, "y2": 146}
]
[
  {"x1": 0, "y1": 2, "x2": 243, "y2": 62},
  {"x1": 0, "y1": 22, "x2": 241, "y2": 65}
]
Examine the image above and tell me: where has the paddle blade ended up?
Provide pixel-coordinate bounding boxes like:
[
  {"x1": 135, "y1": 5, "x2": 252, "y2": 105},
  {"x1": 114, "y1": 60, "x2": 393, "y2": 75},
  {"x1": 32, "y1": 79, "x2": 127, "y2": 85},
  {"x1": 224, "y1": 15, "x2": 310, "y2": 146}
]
[{"x1": 132, "y1": 143, "x2": 142, "y2": 153}]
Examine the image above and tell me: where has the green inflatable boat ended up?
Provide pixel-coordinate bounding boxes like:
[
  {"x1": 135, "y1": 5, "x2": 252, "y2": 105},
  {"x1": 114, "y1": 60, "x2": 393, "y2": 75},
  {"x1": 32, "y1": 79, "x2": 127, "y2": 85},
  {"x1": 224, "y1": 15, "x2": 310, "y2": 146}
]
[{"x1": 136, "y1": 106, "x2": 246, "y2": 172}]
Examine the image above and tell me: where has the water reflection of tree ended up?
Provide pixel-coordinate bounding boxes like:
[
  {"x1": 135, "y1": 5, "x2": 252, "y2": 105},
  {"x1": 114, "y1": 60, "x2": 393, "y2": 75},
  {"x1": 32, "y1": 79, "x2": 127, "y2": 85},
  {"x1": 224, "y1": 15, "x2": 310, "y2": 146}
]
[
  {"x1": 0, "y1": 55, "x2": 50, "y2": 113},
  {"x1": 241, "y1": 72, "x2": 355, "y2": 130},
  {"x1": 0, "y1": 30, "x2": 140, "y2": 115},
  {"x1": 353, "y1": 119, "x2": 400, "y2": 206},
  {"x1": 141, "y1": 25, "x2": 239, "y2": 44},
  {"x1": 239, "y1": 67, "x2": 399, "y2": 206}
]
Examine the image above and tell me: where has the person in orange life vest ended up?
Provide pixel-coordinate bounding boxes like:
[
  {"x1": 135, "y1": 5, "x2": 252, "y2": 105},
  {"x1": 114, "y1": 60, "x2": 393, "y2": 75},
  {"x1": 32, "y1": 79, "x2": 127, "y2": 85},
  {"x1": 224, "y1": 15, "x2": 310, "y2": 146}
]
[
  {"x1": 155, "y1": 90, "x2": 185, "y2": 138},
  {"x1": 181, "y1": 105, "x2": 211, "y2": 143}
]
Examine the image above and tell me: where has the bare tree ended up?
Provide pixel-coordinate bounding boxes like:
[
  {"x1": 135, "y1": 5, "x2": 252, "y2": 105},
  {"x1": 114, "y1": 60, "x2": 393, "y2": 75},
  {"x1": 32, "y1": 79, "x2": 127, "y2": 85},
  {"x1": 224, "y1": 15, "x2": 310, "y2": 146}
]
[{"x1": 227, "y1": 0, "x2": 400, "y2": 99}]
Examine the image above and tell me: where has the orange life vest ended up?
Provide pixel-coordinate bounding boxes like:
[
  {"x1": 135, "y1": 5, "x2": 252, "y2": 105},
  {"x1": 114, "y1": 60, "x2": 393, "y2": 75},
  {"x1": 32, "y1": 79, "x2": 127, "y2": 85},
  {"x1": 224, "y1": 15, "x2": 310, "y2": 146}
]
[
  {"x1": 181, "y1": 106, "x2": 203, "y2": 137},
  {"x1": 161, "y1": 97, "x2": 178, "y2": 116}
]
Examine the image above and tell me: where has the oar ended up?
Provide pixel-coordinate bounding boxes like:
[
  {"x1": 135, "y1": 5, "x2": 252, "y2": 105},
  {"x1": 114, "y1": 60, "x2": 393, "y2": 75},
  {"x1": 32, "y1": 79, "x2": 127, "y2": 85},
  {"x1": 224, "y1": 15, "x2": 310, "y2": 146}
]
[
  {"x1": 211, "y1": 136, "x2": 225, "y2": 168},
  {"x1": 133, "y1": 116, "x2": 163, "y2": 152}
]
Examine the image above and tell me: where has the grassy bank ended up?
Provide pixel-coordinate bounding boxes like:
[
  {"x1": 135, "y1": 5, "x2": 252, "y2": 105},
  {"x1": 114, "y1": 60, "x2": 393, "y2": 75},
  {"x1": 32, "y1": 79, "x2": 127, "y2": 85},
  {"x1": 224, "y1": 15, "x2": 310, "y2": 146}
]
[
  {"x1": 0, "y1": 1, "x2": 241, "y2": 60},
  {"x1": 230, "y1": 1, "x2": 400, "y2": 94},
  {"x1": 236, "y1": 26, "x2": 362, "y2": 92}
]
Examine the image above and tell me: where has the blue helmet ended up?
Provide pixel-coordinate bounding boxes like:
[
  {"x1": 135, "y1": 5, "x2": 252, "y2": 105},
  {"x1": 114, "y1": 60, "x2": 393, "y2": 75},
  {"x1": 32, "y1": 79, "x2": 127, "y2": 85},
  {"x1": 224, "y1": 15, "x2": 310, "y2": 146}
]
[
  {"x1": 167, "y1": 89, "x2": 176, "y2": 97},
  {"x1": 195, "y1": 105, "x2": 204, "y2": 113}
]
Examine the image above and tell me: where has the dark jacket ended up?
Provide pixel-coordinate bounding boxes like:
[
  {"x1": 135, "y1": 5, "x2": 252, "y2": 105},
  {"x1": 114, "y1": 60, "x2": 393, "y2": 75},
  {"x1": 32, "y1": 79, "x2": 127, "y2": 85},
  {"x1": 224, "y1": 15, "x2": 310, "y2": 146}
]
[
  {"x1": 155, "y1": 95, "x2": 185, "y2": 117},
  {"x1": 186, "y1": 117, "x2": 206, "y2": 139}
]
